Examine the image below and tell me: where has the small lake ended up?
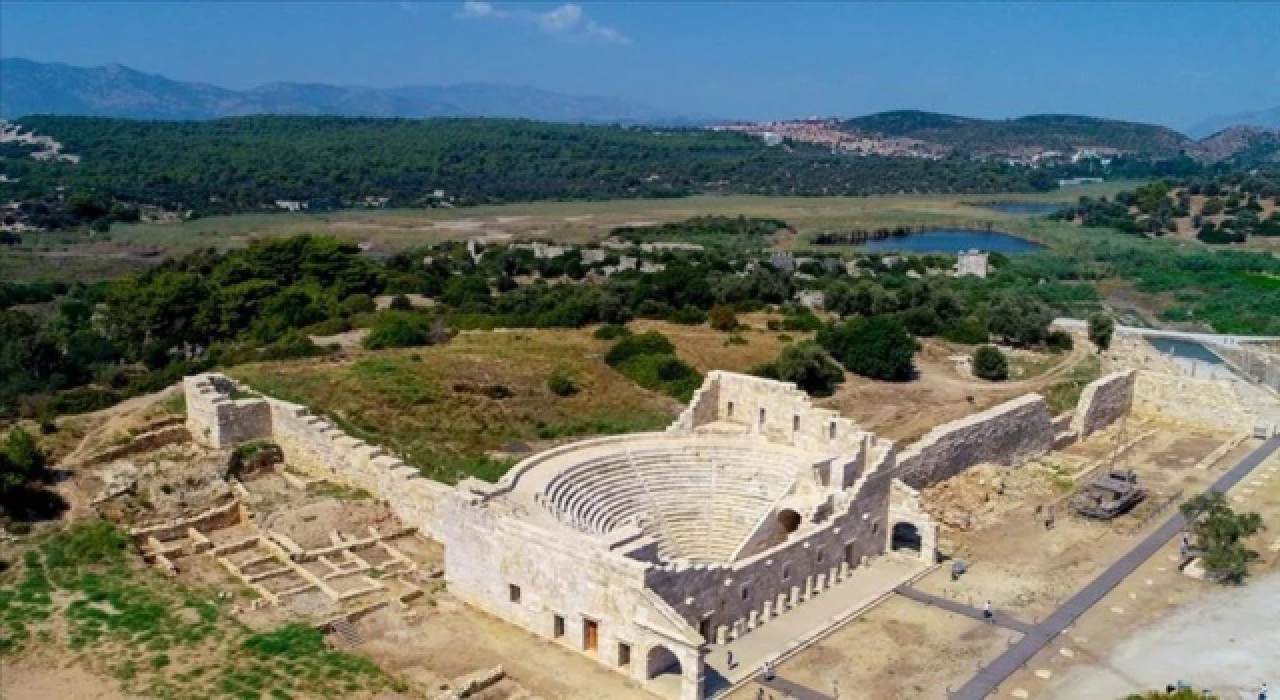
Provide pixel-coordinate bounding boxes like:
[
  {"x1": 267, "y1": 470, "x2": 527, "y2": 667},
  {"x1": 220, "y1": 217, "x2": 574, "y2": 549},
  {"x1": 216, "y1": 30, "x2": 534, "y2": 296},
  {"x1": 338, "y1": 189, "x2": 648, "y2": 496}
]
[
  {"x1": 979, "y1": 201, "x2": 1067, "y2": 217},
  {"x1": 1145, "y1": 337, "x2": 1224, "y2": 366},
  {"x1": 856, "y1": 229, "x2": 1044, "y2": 254}
]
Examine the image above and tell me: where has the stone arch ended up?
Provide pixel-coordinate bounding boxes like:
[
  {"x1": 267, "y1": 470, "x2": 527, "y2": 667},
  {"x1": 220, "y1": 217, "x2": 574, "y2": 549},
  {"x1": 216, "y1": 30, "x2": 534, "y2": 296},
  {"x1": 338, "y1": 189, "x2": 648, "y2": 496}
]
[
  {"x1": 645, "y1": 644, "x2": 682, "y2": 680},
  {"x1": 890, "y1": 522, "x2": 922, "y2": 553},
  {"x1": 776, "y1": 508, "x2": 802, "y2": 534}
]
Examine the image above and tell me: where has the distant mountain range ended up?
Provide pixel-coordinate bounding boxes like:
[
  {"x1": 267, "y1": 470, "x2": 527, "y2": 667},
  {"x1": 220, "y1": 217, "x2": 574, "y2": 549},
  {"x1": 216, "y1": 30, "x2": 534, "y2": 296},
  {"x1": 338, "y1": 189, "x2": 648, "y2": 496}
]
[
  {"x1": 1186, "y1": 106, "x2": 1280, "y2": 140},
  {"x1": 0, "y1": 57, "x2": 697, "y2": 124}
]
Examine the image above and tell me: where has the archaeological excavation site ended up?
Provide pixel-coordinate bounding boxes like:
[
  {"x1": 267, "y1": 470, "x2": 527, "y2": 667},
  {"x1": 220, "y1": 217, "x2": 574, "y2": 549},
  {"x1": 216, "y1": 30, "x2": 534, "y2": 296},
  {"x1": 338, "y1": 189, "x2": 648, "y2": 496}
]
[
  {"x1": 21, "y1": 322, "x2": 1278, "y2": 700},
  {"x1": 161, "y1": 346, "x2": 1215, "y2": 700}
]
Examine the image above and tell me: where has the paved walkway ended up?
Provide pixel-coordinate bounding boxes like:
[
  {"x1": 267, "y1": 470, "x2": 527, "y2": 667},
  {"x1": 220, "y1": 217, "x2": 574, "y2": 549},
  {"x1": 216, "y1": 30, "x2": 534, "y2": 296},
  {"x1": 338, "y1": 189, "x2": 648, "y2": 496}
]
[
  {"x1": 951, "y1": 436, "x2": 1280, "y2": 699},
  {"x1": 1052, "y1": 318, "x2": 1280, "y2": 347},
  {"x1": 705, "y1": 556, "x2": 926, "y2": 697},
  {"x1": 749, "y1": 674, "x2": 835, "y2": 700},
  {"x1": 895, "y1": 585, "x2": 1035, "y2": 634}
]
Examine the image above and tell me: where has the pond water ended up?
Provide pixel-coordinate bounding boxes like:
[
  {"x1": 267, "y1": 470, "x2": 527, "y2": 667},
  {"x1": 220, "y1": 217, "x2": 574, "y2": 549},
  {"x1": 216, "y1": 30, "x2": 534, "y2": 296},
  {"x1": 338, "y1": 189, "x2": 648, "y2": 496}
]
[
  {"x1": 978, "y1": 201, "x2": 1068, "y2": 217},
  {"x1": 856, "y1": 228, "x2": 1044, "y2": 254},
  {"x1": 1145, "y1": 337, "x2": 1225, "y2": 366}
]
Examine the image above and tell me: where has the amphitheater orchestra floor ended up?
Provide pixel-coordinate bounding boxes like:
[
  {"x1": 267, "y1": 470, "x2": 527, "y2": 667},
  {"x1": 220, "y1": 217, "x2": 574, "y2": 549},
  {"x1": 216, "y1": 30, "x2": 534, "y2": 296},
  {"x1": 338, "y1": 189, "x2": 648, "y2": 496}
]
[{"x1": 703, "y1": 556, "x2": 929, "y2": 697}]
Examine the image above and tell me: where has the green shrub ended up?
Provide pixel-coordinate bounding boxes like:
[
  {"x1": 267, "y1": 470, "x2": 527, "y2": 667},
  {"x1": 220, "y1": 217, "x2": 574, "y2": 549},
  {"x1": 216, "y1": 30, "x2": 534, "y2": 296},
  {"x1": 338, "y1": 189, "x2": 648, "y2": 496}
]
[
  {"x1": 338, "y1": 294, "x2": 376, "y2": 316},
  {"x1": 547, "y1": 368, "x2": 579, "y2": 397},
  {"x1": 708, "y1": 305, "x2": 738, "y2": 332},
  {"x1": 779, "y1": 310, "x2": 822, "y2": 332},
  {"x1": 765, "y1": 341, "x2": 844, "y2": 397},
  {"x1": 940, "y1": 316, "x2": 989, "y2": 345},
  {"x1": 818, "y1": 315, "x2": 915, "y2": 381},
  {"x1": 363, "y1": 312, "x2": 436, "y2": 350},
  {"x1": 614, "y1": 354, "x2": 702, "y2": 402},
  {"x1": 1046, "y1": 329, "x2": 1074, "y2": 352},
  {"x1": 302, "y1": 317, "x2": 353, "y2": 336},
  {"x1": 604, "y1": 332, "x2": 676, "y2": 366},
  {"x1": 668, "y1": 306, "x2": 707, "y2": 325},
  {"x1": 972, "y1": 345, "x2": 1009, "y2": 381},
  {"x1": 593, "y1": 324, "x2": 631, "y2": 340},
  {"x1": 42, "y1": 387, "x2": 123, "y2": 417}
]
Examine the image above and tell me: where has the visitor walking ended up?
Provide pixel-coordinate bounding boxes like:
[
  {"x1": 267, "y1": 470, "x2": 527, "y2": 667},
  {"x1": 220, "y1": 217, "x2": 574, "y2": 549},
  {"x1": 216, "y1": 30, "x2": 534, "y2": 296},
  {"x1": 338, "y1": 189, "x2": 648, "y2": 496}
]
[
  {"x1": 983, "y1": 599, "x2": 993, "y2": 622},
  {"x1": 1259, "y1": 681, "x2": 1267, "y2": 700},
  {"x1": 727, "y1": 649, "x2": 737, "y2": 670},
  {"x1": 763, "y1": 660, "x2": 775, "y2": 682},
  {"x1": 832, "y1": 680, "x2": 839, "y2": 699}
]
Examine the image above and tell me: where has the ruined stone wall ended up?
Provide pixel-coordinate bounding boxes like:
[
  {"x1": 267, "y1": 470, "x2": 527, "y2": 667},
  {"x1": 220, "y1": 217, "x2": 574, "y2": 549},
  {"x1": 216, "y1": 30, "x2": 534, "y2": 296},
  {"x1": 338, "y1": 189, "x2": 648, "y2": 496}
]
[
  {"x1": 183, "y1": 374, "x2": 453, "y2": 541},
  {"x1": 669, "y1": 371, "x2": 865, "y2": 453},
  {"x1": 442, "y1": 500, "x2": 704, "y2": 700},
  {"x1": 184, "y1": 375, "x2": 271, "y2": 449},
  {"x1": 267, "y1": 399, "x2": 453, "y2": 541},
  {"x1": 1133, "y1": 371, "x2": 1255, "y2": 433},
  {"x1": 1070, "y1": 370, "x2": 1137, "y2": 439},
  {"x1": 893, "y1": 394, "x2": 1054, "y2": 488},
  {"x1": 642, "y1": 467, "x2": 892, "y2": 644}
]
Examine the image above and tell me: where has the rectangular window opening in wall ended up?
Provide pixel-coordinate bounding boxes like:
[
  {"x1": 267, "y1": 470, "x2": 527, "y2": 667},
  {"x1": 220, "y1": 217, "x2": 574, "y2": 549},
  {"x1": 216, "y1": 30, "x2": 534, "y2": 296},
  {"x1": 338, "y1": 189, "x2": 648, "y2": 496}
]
[
  {"x1": 782, "y1": 564, "x2": 791, "y2": 581},
  {"x1": 508, "y1": 584, "x2": 521, "y2": 603},
  {"x1": 727, "y1": 401, "x2": 735, "y2": 419},
  {"x1": 844, "y1": 542, "x2": 855, "y2": 565},
  {"x1": 740, "y1": 585, "x2": 750, "y2": 601},
  {"x1": 583, "y1": 619, "x2": 599, "y2": 653},
  {"x1": 553, "y1": 614, "x2": 565, "y2": 639},
  {"x1": 817, "y1": 550, "x2": 825, "y2": 564},
  {"x1": 698, "y1": 616, "x2": 713, "y2": 642},
  {"x1": 829, "y1": 422, "x2": 837, "y2": 440},
  {"x1": 759, "y1": 408, "x2": 766, "y2": 428},
  {"x1": 793, "y1": 415, "x2": 800, "y2": 432},
  {"x1": 618, "y1": 642, "x2": 632, "y2": 668}
]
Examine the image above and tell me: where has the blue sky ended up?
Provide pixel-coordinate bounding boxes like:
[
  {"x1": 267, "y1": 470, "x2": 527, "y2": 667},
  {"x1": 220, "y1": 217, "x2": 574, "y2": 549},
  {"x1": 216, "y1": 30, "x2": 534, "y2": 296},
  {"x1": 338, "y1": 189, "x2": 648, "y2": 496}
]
[{"x1": 2, "y1": 1, "x2": 1277, "y2": 128}]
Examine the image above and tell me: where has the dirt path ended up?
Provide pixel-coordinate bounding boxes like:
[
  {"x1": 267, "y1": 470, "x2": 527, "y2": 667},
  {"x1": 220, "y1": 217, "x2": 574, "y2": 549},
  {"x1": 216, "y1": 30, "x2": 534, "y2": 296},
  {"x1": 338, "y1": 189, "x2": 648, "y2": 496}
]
[
  {"x1": 916, "y1": 339, "x2": 1092, "y2": 394},
  {"x1": 60, "y1": 384, "x2": 180, "y2": 467}
]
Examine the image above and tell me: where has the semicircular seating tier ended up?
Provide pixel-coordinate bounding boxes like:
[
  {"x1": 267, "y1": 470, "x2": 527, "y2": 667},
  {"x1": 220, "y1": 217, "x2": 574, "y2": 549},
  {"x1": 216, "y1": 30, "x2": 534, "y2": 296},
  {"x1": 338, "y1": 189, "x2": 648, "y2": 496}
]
[{"x1": 526, "y1": 437, "x2": 814, "y2": 564}]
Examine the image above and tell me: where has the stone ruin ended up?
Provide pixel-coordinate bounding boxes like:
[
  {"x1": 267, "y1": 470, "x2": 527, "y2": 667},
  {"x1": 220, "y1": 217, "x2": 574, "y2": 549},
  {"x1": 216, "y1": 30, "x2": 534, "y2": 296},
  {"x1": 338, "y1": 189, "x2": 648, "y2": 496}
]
[{"x1": 183, "y1": 367, "x2": 1139, "y2": 700}]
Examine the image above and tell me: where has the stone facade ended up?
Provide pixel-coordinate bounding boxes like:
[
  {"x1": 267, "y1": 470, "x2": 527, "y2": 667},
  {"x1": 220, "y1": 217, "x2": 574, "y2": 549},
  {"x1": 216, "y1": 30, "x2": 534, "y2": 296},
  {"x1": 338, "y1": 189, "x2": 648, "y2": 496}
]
[
  {"x1": 184, "y1": 375, "x2": 271, "y2": 448},
  {"x1": 1070, "y1": 370, "x2": 1137, "y2": 439},
  {"x1": 953, "y1": 250, "x2": 989, "y2": 278},
  {"x1": 895, "y1": 394, "x2": 1054, "y2": 488}
]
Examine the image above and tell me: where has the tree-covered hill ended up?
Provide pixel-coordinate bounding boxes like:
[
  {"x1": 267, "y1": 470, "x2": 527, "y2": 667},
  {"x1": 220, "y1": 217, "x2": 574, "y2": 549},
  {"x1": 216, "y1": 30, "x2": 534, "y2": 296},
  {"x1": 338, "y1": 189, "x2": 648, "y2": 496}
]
[
  {"x1": 1, "y1": 116, "x2": 1054, "y2": 217},
  {"x1": 840, "y1": 110, "x2": 1194, "y2": 158}
]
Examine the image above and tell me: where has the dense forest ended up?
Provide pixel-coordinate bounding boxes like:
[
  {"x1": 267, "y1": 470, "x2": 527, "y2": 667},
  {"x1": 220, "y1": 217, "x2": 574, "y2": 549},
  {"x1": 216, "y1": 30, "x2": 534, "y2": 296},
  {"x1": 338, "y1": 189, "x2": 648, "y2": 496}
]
[{"x1": 0, "y1": 116, "x2": 1056, "y2": 225}]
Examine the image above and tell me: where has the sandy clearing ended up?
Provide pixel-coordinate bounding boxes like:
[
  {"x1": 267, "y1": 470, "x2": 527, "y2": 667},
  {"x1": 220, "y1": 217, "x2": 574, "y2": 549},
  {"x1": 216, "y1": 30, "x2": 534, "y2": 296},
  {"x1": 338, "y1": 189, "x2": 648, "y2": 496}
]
[{"x1": 1044, "y1": 571, "x2": 1280, "y2": 699}]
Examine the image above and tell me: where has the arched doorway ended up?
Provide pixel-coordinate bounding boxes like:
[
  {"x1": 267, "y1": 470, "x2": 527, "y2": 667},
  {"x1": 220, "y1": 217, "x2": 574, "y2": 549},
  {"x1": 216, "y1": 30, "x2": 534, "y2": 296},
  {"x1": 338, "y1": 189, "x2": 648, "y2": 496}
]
[
  {"x1": 890, "y1": 522, "x2": 922, "y2": 553},
  {"x1": 776, "y1": 509, "x2": 802, "y2": 534},
  {"x1": 646, "y1": 645, "x2": 682, "y2": 680}
]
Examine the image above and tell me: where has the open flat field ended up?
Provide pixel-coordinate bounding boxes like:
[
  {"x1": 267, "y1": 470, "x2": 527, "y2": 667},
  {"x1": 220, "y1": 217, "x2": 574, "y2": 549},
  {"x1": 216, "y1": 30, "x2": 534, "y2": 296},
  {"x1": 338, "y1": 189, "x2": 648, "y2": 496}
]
[
  {"x1": 0, "y1": 184, "x2": 1143, "y2": 283},
  {"x1": 229, "y1": 328, "x2": 683, "y2": 482}
]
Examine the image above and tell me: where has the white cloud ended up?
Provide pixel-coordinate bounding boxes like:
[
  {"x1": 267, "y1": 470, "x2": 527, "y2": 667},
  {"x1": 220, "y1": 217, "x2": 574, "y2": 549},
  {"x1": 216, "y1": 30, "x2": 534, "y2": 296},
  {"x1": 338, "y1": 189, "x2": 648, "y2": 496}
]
[
  {"x1": 458, "y1": 0, "x2": 503, "y2": 19},
  {"x1": 457, "y1": 1, "x2": 630, "y2": 45}
]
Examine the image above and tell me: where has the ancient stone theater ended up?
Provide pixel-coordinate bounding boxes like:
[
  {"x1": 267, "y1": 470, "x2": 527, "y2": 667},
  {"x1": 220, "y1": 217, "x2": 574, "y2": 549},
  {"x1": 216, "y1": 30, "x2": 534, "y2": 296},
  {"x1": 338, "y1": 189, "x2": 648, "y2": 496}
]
[{"x1": 185, "y1": 367, "x2": 1136, "y2": 700}]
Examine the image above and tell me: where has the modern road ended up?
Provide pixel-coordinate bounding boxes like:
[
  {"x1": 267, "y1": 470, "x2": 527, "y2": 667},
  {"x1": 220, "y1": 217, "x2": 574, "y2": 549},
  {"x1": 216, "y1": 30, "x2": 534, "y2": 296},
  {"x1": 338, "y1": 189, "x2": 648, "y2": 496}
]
[{"x1": 951, "y1": 435, "x2": 1280, "y2": 700}]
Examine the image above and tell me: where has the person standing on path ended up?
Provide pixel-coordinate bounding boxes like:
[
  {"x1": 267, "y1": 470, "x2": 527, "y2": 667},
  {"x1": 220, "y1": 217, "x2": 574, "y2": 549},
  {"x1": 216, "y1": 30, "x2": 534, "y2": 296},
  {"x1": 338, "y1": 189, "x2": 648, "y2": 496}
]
[
  {"x1": 1259, "y1": 681, "x2": 1267, "y2": 700},
  {"x1": 727, "y1": 649, "x2": 736, "y2": 670},
  {"x1": 983, "y1": 599, "x2": 993, "y2": 621},
  {"x1": 763, "y1": 660, "x2": 775, "y2": 682}
]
